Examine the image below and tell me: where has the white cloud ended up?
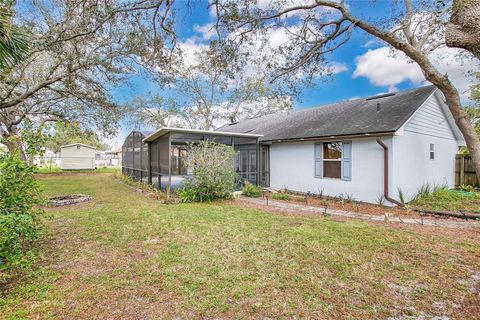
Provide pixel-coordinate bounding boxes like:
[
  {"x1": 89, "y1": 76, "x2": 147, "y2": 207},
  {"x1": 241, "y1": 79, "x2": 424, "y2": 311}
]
[
  {"x1": 353, "y1": 46, "x2": 480, "y2": 99},
  {"x1": 177, "y1": 38, "x2": 208, "y2": 67},
  {"x1": 193, "y1": 23, "x2": 216, "y2": 40},
  {"x1": 353, "y1": 47, "x2": 424, "y2": 92},
  {"x1": 326, "y1": 62, "x2": 348, "y2": 74}
]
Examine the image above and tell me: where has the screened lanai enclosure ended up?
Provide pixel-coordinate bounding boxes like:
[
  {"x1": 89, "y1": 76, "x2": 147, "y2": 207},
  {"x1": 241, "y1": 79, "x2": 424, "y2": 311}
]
[{"x1": 122, "y1": 128, "x2": 267, "y2": 191}]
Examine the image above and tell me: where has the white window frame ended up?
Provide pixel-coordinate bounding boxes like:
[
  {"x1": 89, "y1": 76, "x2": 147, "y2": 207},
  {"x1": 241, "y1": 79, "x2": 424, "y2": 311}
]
[{"x1": 323, "y1": 141, "x2": 342, "y2": 179}]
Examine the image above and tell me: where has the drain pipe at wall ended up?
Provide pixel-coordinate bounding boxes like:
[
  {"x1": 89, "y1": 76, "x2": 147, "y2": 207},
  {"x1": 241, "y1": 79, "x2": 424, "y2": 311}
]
[{"x1": 375, "y1": 138, "x2": 405, "y2": 207}]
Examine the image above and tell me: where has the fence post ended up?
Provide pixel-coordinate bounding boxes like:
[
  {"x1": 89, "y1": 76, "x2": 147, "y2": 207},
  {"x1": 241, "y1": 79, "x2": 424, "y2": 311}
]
[{"x1": 460, "y1": 155, "x2": 465, "y2": 185}]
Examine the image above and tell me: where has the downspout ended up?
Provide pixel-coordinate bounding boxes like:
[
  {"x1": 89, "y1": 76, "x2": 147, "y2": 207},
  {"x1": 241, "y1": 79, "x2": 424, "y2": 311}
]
[{"x1": 375, "y1": 138, "x2": 404, "y2": 207}]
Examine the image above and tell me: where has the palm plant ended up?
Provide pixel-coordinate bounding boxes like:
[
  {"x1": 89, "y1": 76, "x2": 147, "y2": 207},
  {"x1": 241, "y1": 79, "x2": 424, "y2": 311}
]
[{"x1": 0, "y1": 5, "x2": 28, "y2": 70}]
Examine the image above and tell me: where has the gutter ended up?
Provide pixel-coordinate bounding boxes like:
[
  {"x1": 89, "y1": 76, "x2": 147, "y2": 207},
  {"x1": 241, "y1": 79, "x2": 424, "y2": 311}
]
[
  {"x1": 375, "y1": 138, "x2": 405, "y2": 207},
  {"x1": 263, "y1": 131, "x2": 395, "y2": 144}
]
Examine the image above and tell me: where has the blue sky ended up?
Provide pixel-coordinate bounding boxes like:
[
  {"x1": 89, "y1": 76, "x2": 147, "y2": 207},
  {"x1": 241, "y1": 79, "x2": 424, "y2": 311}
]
[{"x1": 108, "y1": 0, "x2": 479, "y2": 148}]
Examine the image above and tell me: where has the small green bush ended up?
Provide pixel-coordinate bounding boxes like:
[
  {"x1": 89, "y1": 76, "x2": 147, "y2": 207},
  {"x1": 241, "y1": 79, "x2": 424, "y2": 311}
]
[
  {"x1": 0, "y1": 151, "x2": 44, "y2": 276},
  {"x1": 178, "y1": 141, "x2": 236, "y2": 203},
  {"x1": 410, "y1": 185, "x2": 480, "y2": 213},
  {"x1": 271, "y1": 193, "x2": 291, "y2": 201},
  {"x1": 242, "y1": 181, "x2": 263, "y2": 198}
]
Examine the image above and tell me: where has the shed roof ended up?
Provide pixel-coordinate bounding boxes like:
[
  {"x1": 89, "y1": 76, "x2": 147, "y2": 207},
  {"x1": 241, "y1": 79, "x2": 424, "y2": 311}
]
[
  {"x1": 217, "y1": 85, "x2": 438, "y2": 142},
  {"x1": 60, "y1": 143, "x2": 96, "y2": 150}
]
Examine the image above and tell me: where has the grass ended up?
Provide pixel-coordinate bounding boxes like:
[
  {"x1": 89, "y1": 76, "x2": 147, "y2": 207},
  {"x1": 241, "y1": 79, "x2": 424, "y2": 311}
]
[
  {"x1": 36, "y1": 165, "x2": 120, "y2": 174},
  {"x1": 1, "y1": 174, "x2": 479, "y2": 319},
  {"x1": 410, "y1": 185, "x2": 480, "y2": 213}
]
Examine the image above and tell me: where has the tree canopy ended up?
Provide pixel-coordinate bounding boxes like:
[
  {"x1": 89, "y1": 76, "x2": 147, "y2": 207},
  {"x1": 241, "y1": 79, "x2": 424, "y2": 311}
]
[
  {"x1": 45, "y1": 122, "x2": 110, "y2": 153},
  {"x1": 212, "y1": 0, "x2": 480, "y2": 181},
  {"x1": 0, "y1": 0, "x2": 177, "y2": 157}
]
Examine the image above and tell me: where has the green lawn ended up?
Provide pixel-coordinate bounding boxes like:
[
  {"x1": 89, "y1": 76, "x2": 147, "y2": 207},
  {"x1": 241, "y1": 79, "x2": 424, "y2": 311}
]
[{"x1": 1, "y1": 174, "x2": 479, "y2": 319}]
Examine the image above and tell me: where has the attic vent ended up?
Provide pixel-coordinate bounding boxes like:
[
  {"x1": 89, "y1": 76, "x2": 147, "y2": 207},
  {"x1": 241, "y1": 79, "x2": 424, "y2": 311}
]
[{"x1": 366, "y1": 93, "x2": 395, "y2": 100}]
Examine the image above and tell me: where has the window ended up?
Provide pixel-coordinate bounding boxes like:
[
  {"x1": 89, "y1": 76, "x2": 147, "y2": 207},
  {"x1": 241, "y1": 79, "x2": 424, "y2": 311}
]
[
  {"x1": 323, "y1": 142, "x2": 342, "y2": 179},
  {"x1": 430, "y1": 143, "x2": 435, "y2": 160},
  {"x1": 77, "y1": 145, "x2": 81, "y2": 149},
  {"x1": 315, "y1": 141, "x2": 352, "y2": 180}
]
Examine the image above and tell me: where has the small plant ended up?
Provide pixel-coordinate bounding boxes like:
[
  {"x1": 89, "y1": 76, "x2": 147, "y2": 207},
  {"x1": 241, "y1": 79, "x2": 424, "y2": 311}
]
[
  {"x1": 242, "y1": 181, "x2": 263, "y2": 198},
  {"x1": 352, "y1": 201, "x2": 360, "y2": 212},
  {"x1": 457, "y1": 184, "x2": 478, "y2": 192},
  {"x1": 271, "y1": 193, "x2": 291, "y2": 201},
  {"x1": 321, "y1": 198, "x2": 329, "y2": 216},
  {"x1": 317, "y1": 187, "x2": 324, "y2": 199},
  {"x1": 413, "y1": 183, "x2": 432, "y2": 201},
  {"x1": 397, "y1": 187, "x2": 407, "y2": 205},
  {"x1": 376, "y1": 194, "x2": 385, "y2": 207},
  {"x1": 344, "y1": 193, "x2": 355, "y2": 203}
]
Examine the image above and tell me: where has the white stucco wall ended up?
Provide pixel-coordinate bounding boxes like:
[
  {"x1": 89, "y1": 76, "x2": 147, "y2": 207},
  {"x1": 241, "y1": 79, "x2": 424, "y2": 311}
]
[
  {"x1": 269, "y1": 137, "x2": 393, "y2": 204},
  {"x1": 60, "y1": 144, "x2": 96, "y2": 170},
  {"x1": 391, "y1": 93, "x2": 462, "y2": 202}
]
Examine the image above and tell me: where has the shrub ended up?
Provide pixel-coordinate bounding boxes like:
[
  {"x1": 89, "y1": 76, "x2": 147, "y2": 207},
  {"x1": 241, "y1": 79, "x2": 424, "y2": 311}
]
[
  {"x1": 456, "y1": 184, "x2": 478, "y2": 192},
  {"x1": 242, "y1": 181, "x2": 263, "y2": 198},
  {"x1": 271, "y1": 193, "x2": 291, "y2": 201},
  {"x1": 0, "y1": 151, "x2": 44, "y2": 276},
  {"x1": 178, "y1": 140, "x2": 236, "y2": 203}
]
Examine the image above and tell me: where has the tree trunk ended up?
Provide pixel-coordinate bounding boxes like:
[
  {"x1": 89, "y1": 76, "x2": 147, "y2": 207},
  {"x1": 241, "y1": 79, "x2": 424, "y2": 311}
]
[
  {"x1": 1, "y1": 126, "x2": 27, "y2": 160},
  {"x1": 445, "y1": 0, "x2": 480, "y2": 60},
  {"x1": 350, "y1": 19, "x2": 480, "y2": 183}
]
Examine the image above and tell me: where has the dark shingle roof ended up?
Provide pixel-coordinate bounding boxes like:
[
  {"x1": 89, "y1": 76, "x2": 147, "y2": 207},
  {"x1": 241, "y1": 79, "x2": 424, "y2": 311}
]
[{"x1": 217, "y1": 85, "x2": 437, "y2": 141}]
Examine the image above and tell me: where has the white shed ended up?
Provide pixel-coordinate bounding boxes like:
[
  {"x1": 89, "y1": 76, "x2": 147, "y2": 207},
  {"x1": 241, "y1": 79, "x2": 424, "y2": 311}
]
[{"x1": 60, "y1": 143, "x2": 96, "y2": 170}]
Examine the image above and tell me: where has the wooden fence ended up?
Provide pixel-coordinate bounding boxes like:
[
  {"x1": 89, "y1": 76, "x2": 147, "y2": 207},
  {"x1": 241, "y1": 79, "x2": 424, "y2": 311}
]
[{"x1": 455, "y1": 154, "x2": 479, "y2": 186}]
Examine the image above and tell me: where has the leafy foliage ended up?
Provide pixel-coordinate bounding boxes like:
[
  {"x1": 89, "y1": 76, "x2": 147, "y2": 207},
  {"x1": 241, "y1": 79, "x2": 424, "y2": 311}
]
[
  {"x1": 410, "y1": 184, "x2": 480, "y2": 213},
  {"x1": 0, "y1": 150, "x2": 44, "y2": 277},
  {"x1": 271, "y1": 193, "x2": 291, "y2": 201},
  {"x1": 45, "y1": 122, "x2": 110, "y2": 153},
  {"x1": 0, "y1": 3, "x2": 28, "y2": 70},
  {"x1": 178, "y1": 141, "x2": 236, "y2": 203},
  {"x1": 242, "y1": 181, "x2": 263, "y2": 198}
]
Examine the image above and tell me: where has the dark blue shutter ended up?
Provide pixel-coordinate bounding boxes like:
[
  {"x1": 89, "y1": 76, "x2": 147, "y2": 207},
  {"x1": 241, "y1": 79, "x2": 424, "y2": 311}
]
[
  {"x1": 341, "y1": 141, "x2": 352, "y2": 181},
  {"x1": 314, "y1": 143, "x2": 322, "y2": 178}
]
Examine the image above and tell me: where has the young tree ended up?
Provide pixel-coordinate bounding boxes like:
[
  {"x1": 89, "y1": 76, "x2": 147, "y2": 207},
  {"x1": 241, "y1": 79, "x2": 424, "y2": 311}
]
[
  {"x1": 0, "y1": 0, "x2": 176, "y2": 157},
  {"x1": 213, "y1": 0, "x2": 480, "y2": 181},
  {"x1": 171, "y1": 48, "x2": 292, "y2": 130},
  {"x1": 446, "y1": 0, "x2": 480, "y2": 59}
]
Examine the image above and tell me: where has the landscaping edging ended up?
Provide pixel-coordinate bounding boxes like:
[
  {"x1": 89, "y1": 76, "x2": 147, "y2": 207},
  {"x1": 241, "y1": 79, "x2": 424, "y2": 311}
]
[{"x1": 239, "y1": 196, "x2": 479, "y2": 229}]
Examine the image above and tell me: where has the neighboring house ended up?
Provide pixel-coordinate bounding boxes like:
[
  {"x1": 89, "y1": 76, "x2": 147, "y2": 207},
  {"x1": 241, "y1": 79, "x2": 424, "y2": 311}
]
[
  {"x1": 219, "y1": 85, "x2": 465, "y2": 205},
  {"x1": 122, "y1": 85, "x2": 465, "y2": 205},
  {"x1": 60, "y1": 143, "x2": 96, "y2": 170}
]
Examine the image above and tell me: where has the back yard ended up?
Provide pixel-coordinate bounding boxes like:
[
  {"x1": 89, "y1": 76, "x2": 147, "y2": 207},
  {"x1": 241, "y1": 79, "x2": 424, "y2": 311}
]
[{"x1": 1, "y1": 174, "x2": 480, "y2": 319}]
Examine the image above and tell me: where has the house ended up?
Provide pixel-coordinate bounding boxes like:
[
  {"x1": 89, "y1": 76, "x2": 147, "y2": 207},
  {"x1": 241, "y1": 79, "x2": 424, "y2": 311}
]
[
  {"x1": 60, "y1": 143, "x2": 96, "y2": 170},
  {"x1": 219, "y1": 85, "x2": 465, "y2": 204},
  {"x1": 122, "y1": 85, "x2": 465, "y2": 205}
]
